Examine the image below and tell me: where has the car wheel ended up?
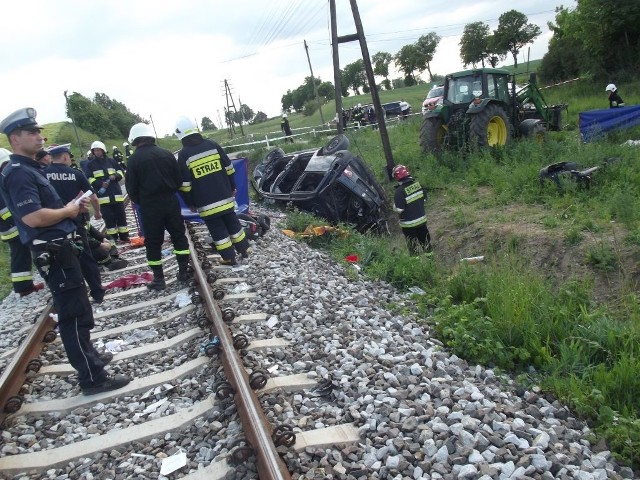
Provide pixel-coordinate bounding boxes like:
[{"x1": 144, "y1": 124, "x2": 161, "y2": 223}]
[{"x1": 320, "y1": 134, "x2": 350, "y2": 156}]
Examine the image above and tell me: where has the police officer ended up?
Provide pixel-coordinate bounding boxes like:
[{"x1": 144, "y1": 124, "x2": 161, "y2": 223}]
[
  {"x1": 0, "y1": 107, "x2": 130, "y2": 395},
  {"x1": 86, "y1": 140, "x2": 129, "y2": 242},
  {"x1": 45, "y1": 144, "x2": 106, "y2": 303},
  {"x1": 0, "y1": 148, "x2": 44, "y2": 297},
  {"x1": 35, "y1": 149, "x2": 52, "y2": 167},
  {"x1": 124, "y1": 122, "x2": 190, "y2": 290},
  {"x1": 392, "y1": 164, "x2": 432, "y2": 255},
  {"x1": 175, "y1": 116, "x2": 250, "y2": 265}
]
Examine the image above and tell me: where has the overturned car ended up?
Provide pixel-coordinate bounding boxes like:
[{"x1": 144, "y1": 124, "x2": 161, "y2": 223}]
[{"x1": 252, "y1": 135, "x2": 388, "y2": 233}]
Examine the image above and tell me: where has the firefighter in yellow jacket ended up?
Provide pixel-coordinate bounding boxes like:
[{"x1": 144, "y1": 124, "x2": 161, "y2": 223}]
[
  {"x1": 174, "y1": 117, "x2": 250, "y2": 265},
  {"x1": 393, "y1": 164, "x2": 432, "y2": 255}
]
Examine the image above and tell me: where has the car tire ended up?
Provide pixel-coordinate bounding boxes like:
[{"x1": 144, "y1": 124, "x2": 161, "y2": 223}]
[
  {"x1": 320, "y1": 134, "x2": 350, "y2": 156},
  {"x1": 519, "y1": 119, "x2": 547, "y2": 143}
]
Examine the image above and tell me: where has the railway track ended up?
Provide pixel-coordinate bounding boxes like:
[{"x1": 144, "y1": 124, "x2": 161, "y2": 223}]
[{"x1": 0, "y1": 204, "x2": 630, "y2": 479}]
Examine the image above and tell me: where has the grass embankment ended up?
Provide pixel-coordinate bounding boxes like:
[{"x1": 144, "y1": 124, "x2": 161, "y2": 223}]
[{"x1": 269, "y1": 79, "x2": 640, "y2": 469}]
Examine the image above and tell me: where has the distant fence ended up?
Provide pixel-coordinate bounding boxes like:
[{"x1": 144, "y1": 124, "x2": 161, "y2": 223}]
[{"x1": 217, "y1": 112, "x2": 422, "y2": 152}]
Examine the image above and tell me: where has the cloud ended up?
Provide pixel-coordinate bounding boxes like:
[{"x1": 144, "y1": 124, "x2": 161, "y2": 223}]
[{"x1": 0, "y1": 0, "x2": 572, "y2": 137}]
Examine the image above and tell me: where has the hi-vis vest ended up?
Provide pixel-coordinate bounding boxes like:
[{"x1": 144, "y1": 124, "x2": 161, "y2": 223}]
[{"x1": 393, "y1": 178, "x2": 427, "y2": 228}]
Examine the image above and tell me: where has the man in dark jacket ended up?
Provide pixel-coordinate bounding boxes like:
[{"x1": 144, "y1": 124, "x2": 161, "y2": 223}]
[
  {"x1": 392, "y1": 164, "x2": 432, "y2": 255},
  {"x1": 86, "y1": 140, "x2": 129, "y2": 242},
  {"x1": 280, "y1": 114, "x2": 294, "y2": 143},
  {"x1": 0, "y1": 147, "x2": 44, "y2": 296},
  {"x1": 174, "y1": 116, "x2": 250, "y2": 265},
  {"x1": 0, "y1": 107, "x2": 130, "y2": 395},
  {"x1": 44, "y1": 143, "x2": 106, "y2": 303},
  {"x1": 125, "y1": 123, "x2": 190, "y2": 290},
  {"x1": 606, "y1": 84, "x2": 625, "y2": 108}
]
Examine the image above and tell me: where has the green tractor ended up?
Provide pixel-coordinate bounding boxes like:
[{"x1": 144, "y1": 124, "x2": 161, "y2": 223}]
[{"x1": 420, "y1": 68, "x2": 567, "y2": 153}]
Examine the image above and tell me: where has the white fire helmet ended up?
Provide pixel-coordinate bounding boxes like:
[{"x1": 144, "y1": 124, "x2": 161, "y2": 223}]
[
  {"x1": 90, "y1": 140, "x2": 106, "y2": 153},
  {"x1": 605, "y1": 84, "x2": 617, "y2": 92},
  {"x1": 128, "y1": 123, "x2": 155, "y2": 146},
  {"x1": 0, "y1": 147, "x2": 11, "y2": 168},
  {"x1": 174, "y1": 116, "x2": 199, "y2": 140}
]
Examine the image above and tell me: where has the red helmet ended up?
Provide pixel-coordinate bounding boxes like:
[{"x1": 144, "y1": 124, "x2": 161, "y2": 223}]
[{"x1": 392, "y1": 164, "x2": 410, "y2": 181}]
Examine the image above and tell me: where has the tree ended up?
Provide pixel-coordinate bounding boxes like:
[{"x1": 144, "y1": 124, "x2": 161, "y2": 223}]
[
  {"x1": 342, "y1": 59, "x2": 366, "y2": 95},
  {"x1": 251, "y1": 111, "x2": 268, "y2": 124},
  {"x1": 415, "y1": 32, "x2": 441, "y2": 81},
  {"x1": 66, "y1": 92, "x2": 120, "y2": 138},
  {"x1": 394, "y1": 44, "x2": 420, "y2": 84},
  {"x1": 93, "y1": 93, "x2": 144, "y2": 139},
  {"x1": 201, "y1": 117, "x2": 216, "y2": 131},
  {"x1": 232, "y1": 104, "x2": 254, "y2": 125},
  {"x1": 317, "y1": 81, "x2": 335, "y2": 100},
  {"x1": 460, "y1": 22, "x2": 491, "y2": 68},
  {"x1": 372, "y1": 51, "x2": 392, "y2": 82},
  {"x1": 492, "y1": 10, "x2": 541, "y2": 68},
  {"x1": 281, "y1": 90, "x2": 294, "y2": 112}
]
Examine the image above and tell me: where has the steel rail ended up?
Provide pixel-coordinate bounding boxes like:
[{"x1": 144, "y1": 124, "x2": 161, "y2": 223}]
[
  {"x1": 186, "y1": 229, "x2": 292, "y2": 480},
  {"x1": 0, "y1": 305, "x2": 57, "y2": 426}
]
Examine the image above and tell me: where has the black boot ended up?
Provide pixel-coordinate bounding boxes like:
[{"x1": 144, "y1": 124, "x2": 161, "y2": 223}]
[
  {"x1": 176, "y1": 256, "x2": 190, "y2": 283},
  {"x1": 147, "y1": 265, "x2": 166, "y2": 290}
]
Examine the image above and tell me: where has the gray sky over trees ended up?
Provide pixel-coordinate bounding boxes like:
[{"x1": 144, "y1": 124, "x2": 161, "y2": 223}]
[{"x1": 0, "y1": 0, "x2": 571, "y2": 135}]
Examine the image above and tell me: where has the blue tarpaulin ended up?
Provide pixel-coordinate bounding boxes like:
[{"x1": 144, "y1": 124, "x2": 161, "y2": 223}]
[
  {"x1": 579, "y1": 105, "x2": 640, "y2": 142},
  {"x1": 133, "y1": 157, "x2": 251, "y2": 235}
]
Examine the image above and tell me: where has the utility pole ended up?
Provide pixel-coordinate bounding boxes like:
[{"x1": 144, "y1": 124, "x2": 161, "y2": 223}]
[
  {"x1": 329, "y1": 0, "x2": 343, "y2": 133},
  {"x1": 223, "y1": 79, "x2": 244, "y2": 136},
  {"x1": 63, "y1": 90, "x2": 84, "y2": 158},
  {"x1": 304, "y1": 40, "x2": 325, "y2": 125},
  {"x1": 149, "y1": 114, "x2": 159, "y2": 140},
  {"x1": 330, "y1": 0, "x2": 395, "y2": 179}
]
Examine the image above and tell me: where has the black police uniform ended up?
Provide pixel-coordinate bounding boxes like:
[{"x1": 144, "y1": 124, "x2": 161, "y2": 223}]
[
  {"x1": 125, "y1": 142, "x2": 190, "y2": 281},
  {"x1": 45, "y1": 162, "x2": 105, "y2": 302},
  {"x1": 0, "y1": 193, "x2": 37, "y2": 295},
  {"x1": 393, "y1": 176, "x2": 432, "y2": 255},
  {"x1": 0, "y1": 154, "x2": 109, "y2": 389},
  {"x1": 86, "y1": 155, "x2": 129, "y2": 241},
  {"x1": 177, "y1": 135, "x2": 249, "y2": 262}
]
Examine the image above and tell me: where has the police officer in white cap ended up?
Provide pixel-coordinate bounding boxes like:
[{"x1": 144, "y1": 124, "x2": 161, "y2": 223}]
[{"x1": 0, "y1": 108, "x2": 130, "y2": 395}]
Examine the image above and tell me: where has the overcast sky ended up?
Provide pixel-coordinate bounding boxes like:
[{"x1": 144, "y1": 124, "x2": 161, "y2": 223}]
[{"x1": 0, "y1": 0, "x2": 575, "y2": 138}]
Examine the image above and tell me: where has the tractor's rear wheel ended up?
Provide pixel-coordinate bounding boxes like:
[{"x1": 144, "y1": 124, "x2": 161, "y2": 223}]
[
  {"x1": 519, "y1": 119, "x2": 547, "y2": 143},
  {"x1": 469, "y1": 104, "x2": 511, "y2": 148},
  {"x1": 420, "y1": 117, "x2": 448, "y2": 153}
]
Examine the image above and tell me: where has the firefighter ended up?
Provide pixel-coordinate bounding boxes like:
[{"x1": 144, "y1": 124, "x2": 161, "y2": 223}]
[
  {"x1": 86, "y1": 140, "x2": 129, "y2": 242},
  {"x1": 280, "y1": 114, "x2": 294, "y2": 143},
  {"x1": 392, "y1": 164, "x2": 432, "y2": 255},
  {"x1": 174, "y1": 116, "x2": 250, "y2": 265},
  {"x1": 44, "y1": 144, "x2": 106, "y2": 303},
  {"x1": 0, "y1": 147, "x2": 44, "y2": 297},
  {"x1": 606, "y1": 84, "x2": 625, "y2": 108},
  {"x1": 124, "y1": 122, "x2": 190, "y2": 290},
  {"x1": 112, "y1": 145, "x2": 126, "y2": 173},
  {"x1": 0, "y1": 107, "x2": 130, "y2": 395}
]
